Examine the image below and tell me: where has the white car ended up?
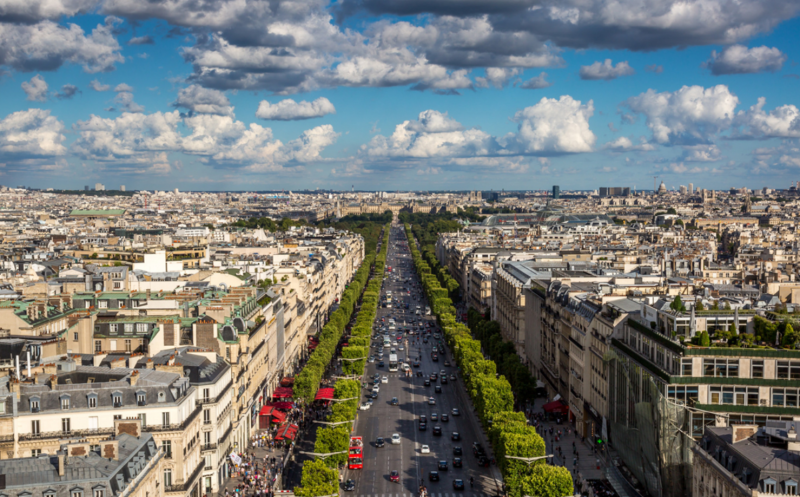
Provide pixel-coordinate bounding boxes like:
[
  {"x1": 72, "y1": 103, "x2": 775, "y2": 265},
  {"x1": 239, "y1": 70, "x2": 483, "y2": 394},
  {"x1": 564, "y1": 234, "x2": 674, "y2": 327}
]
[
  {"x1": 428, "y1": 397, "x2": 436, "y2": 405},
  {"x1": 381, "y1": 376, "x2": 388, "y2": 383},
  {"x1": 372, "y1": 386, "x2": 380, "y2": 393},
  {"x1": 399, "y1": 346, "x2": 404, "y2": 351},
  {"x1": 391, "y1": 433, "x2": 401, "y2": 444},
  {"x1": 421, "y1": 445, "x2": 430, "y2": 454},
  {"x1": 359, "y1": 402, "x2": 371, "y2": 411}
]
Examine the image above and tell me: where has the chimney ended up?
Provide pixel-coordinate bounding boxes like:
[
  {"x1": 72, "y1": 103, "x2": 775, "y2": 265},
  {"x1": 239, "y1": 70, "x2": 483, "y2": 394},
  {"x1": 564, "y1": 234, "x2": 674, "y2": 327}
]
[
  {"x1": 109, "y1": 357, "x2": 127, "y2": 369},
  {"x1": 58, "y1": 453, "x2": 65, "y2": 476},
  {"x1": 129, "y1": 370, "x2": 139, "y2": 386},
  {"x1": 732, "y1": 424, "x2": 758, "y2": 443}
]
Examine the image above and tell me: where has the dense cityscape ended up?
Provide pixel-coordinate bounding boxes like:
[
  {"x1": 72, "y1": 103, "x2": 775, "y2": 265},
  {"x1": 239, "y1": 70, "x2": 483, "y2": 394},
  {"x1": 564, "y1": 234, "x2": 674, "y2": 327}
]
[{"x1": 0, "y1": 184, "x2": 799, "y2": 497}]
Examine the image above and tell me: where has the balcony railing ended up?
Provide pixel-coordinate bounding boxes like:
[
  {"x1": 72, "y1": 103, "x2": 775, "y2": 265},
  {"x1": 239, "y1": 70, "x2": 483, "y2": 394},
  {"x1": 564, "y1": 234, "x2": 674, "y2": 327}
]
[
  {"x1": 201, "y1": 443, "x2": 217, "y2": 452},
  {"x1": 196, "y1": 381, "x2": 233, "y2": 406},
  {"x1": 146, "y1": 407, "x2": 200, "y2": 433},
  {"x1": 20, "y1": 427, "x2": 114, "y2": 441},
  {"x1": 165, "y1": 460, "x2": 205, "y2": 493}
]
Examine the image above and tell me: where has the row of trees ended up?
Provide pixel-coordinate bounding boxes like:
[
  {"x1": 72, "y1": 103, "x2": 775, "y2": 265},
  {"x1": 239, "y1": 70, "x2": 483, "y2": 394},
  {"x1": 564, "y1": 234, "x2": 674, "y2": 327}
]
[
  {"x1": 295, "y1": 225, "x2": 390, "y2": 494},
  {"x1": 403, "y1": 223, "x2": 573, "y2": 497}
]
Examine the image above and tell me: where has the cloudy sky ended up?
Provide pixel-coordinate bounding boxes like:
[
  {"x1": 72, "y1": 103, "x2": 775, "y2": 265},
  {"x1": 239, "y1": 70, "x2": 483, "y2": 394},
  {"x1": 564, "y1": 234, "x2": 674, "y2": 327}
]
[{"x1": 2, "y1": 0, "x2": 800, "y2": 191}]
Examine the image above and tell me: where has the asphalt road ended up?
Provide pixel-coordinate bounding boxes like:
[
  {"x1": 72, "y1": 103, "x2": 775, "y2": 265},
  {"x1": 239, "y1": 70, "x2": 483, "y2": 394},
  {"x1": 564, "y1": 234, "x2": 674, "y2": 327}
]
[{"x1": 343, "y1": 223, "x2": 499, "y2": 497}]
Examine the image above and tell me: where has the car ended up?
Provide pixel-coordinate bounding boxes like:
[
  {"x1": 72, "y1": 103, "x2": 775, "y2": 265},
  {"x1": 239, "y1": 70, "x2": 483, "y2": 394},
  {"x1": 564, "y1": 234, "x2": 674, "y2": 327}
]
[
  {"x1": 381, "y1": 376, "x2": 389, "y2": 383},
  {"x1": 452, "y1": 408, "x2": 460, "y2": 416},
  {"x1": 431, "y1": 413, "x2": 438, "y2": 422},
  {"x1": 429, "y1": 471, "x2": 439, "y2": 482},
  {"x1": 360, "y1": 402, "x2": 371, "y2": 410},
  {"x1": 423, "y1": 338, "x2": 428, "y2": 344},
  {"x1": 419, "y1": 415, "x2": 427, "y2": 423},
  {"x1": 424, "y1": 379, "x2": 431, "y2": 386},
  {"x1": 432, "y1": 355, "x2": 438, "y2": 362},
  {"x1": 441, "y1": 376, "x2": 448, "y2": 384},
  {"x1": 453, "y1": 447, "x2": 463, "y2": 456},
  {"x1": 435, "y1": 385, "x2": 442, "y2": 393},
  {"x1": 444, "y1": 361, "x2": 451, "y2": 367},
  {"x1": 369, "y1": 357, "x2": 375, "y2": 363},
  {"x1": 453, "y1": 479, "x2": 464, "y2": 491},
  {"x1": 372, "y1": 385, "x2": 380, "y2": 393},
  {"x1": 453, "y1": 457, "x2": 463, "y2": 468},
  {"x1": 373, "y1": 373, "x2": 381, "y2": 379},
  {"x1": 441, "y1": 413, "x2": 449, "y2": 422},
  {"x1": 378, "y1": 361, "x2": 384, "y2": 367},
  {"x1": 433, "y1": 425, "x2": 442, "y2": 436},
  {"x1": 438, "y1": 460, "x2": 448, "y2": 471},
  {"x1": 472, "y1": 443, "x2": 484, "y2": 455},
  {"x1": 450, "y1": 374, "x2": 456, "y2": 381},
  {"x1": 430, "y1": 373, "x2": 437, "y2": 380},
  {"x1": 344, "y1": 479, "x2": 356, "y2": 491},
  {"x1": 421, "y1": 445, "x2": 430, "y2": 454},
  {"x1": 428, "y1": 397, "x2": 436, "y2": 405},
  {"x1": 452, "y1": 432, "x2": 461, "y2": 441},
  {"x1": 375, "y1": 437, "x2": 385, "y2": 447},
  {"x1": 390, "y1": 470, "x2": 400, "y2": 483},
  {"x1": 391, "y1": 397, "x2": 399, "y2": 406},
  {"x1": 419, "y1": 422, "x2": 427, "y2": 431},
  {"x1": 370, "y1": 391, "x2": 379, "y2": 399},
  {"x1": 477, "y1": 456, "x2": 490, "y2": 467},
  {"x1": 373, "y1": 378, "x2": 380, "y2": 385},
  {"x1": 413, "y1": 361, "x2": 420, "y2": 368},
  {"x1": 399, "y1": 346, "x2": 404, "y2": 351}
]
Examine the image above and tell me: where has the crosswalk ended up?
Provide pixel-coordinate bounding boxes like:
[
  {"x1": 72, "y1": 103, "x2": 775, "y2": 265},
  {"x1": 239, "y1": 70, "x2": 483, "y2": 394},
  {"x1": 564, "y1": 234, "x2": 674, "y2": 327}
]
[{"x1": 356, "y1": 494, "x2": 489, "y2": 497}]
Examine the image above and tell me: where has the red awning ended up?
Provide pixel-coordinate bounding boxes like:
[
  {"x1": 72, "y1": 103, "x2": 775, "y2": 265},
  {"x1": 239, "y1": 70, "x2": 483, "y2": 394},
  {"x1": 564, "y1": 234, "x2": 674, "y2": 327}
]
[
  {"x1": 271, "y1": 410, "x2": 287, "y2": 422},
  {"x1": 259, "y1": 405, "x2": 274, "y2": 416},
  {"x1": 274, "y1": 423, "x2": 299, "y2": 441},
  {"x1": 267, "y1": 401, "x2": 293, "y2": 410},
  {"x1": 315, "y1": 388, "x2": 335, "y2": 401},
  {"x1": 280, "y1": 377, "x2": 295, "y2": 387},
  {"x1": 272, "y1": 387, "x2": 294, "y2": 398},
  {"x1": 542, "y1": 401, "x2": 570, "y2": 413}
]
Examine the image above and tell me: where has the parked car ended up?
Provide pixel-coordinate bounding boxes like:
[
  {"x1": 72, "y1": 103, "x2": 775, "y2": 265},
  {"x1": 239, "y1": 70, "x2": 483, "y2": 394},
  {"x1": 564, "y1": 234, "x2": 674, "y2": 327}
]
[{"x1": 375, "y1": 437, "x2": 385, "y2": 448}]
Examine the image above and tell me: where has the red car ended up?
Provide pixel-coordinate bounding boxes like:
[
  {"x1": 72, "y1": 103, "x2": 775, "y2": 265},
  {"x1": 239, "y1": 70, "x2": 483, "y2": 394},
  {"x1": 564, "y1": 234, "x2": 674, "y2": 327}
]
[{"x1": 390, "y1": 470, "x2": 400, "y2": 483}]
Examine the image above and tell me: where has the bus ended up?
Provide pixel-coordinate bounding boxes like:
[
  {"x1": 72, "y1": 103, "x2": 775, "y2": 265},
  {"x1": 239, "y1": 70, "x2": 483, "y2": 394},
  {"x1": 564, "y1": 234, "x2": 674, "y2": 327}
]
[
  {"x1": 389, "y1": 354, "x2": 398, "y2": 372},
  {"x1": 348, "y1": 436, "x2": 363, "y2": 469}
]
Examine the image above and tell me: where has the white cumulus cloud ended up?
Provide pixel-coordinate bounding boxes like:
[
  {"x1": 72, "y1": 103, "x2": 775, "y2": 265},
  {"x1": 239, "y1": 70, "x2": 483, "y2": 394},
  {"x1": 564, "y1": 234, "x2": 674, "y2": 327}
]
[
  {"x1": 21, "y1": 74, "x2": 48, "y2": 101},
  {"x1": 510, "y1": 95, "x2": 596, "y2": 153},
  {"x1": 89, "y1": 80, "x2": 110, "y2": 91},
  {"x1": 579, "y1": 59, "x2": 635, "y2": 80},
  {"x1": 734, "y1": 97, "x2": 800, "y2": 138},
  {"x1": 520, "y1": 72, "x2": 552, "y2": 89},
  {"x1": 0, "y1": 108, "x2": 66, "y2": 157},
  {"x1": 173, "y1": 85, "x2": 234, "y2": 116},
  {"x1": 256, "y1": 97, "x2": 335, "y2": 120},
  {"x1": 705, "y1": 45, "x2": 787, "y2": 75}
]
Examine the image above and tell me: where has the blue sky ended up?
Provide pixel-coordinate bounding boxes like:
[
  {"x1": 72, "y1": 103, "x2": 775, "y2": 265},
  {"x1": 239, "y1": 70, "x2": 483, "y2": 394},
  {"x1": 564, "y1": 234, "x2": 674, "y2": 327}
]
[{"x1": 2, "y1": 0, "x2": 800, "y2": 191}]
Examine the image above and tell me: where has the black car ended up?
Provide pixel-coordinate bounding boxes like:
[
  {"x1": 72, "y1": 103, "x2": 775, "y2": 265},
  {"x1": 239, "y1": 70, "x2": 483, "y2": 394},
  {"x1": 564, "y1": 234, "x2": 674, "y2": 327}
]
[
  {"x1": 391, "y1": 397, "x2": 399, "y2": 406},
  {"x1": 441, "y1": 376, "x2": 448, "y2": 384},
  {"x1": 414, "y1": 361, "x2": 420, "y2": 367},
  {"x1": 453, "y1": 447, "x2": 463, "y2": 456},
  {"x1": 371, "y1": 392, "x2": 379, "y2": 399},
  {"x1": 419, "y1": 423, "x2": 427, "y2": 431},
  {"x1": 477, "y1": 456, "x2": 490, "y2": 467},
  {"x1": 420, "y1": 415, "x2": 427, "y2": 423},
  {"x1": 435, "y1": 385, "x2": 442, "y2": 393},
  {"x1": 433, "y1": 425, "x2": 442, "y2": 436},
  {"x1": 452, "y1": 432, "x2": 460, "y2": 441},
  {"x1": 432, "y1": 355, "x2": 439, "y2": 362},
  {"x1": 473, "y1": 443, "x2": 484, "y2": 456},
  {"x1": 441, "y1": 413, "x2": 449, "y2": 422},
  {"x1": 430, "y1": 373, "x2": 438, "y2": 380},
  {"x1": 378, "y1": 361, "x2": 385, "y2": 367},
  {"x1": 344, "y1": 479, "x2": 356, "y2": 491},
  {"x1": 424, "y1": 379, "x2": 431, "y2": 386},
  {"x1": 438, "y1": 460, "x2": 448, "y2": 471},
  {"x1": 453, "y1": 457, "x2": 463, "y2": 468},
  {"x1": 375, "y1": 437, "x2": 385, "y2": 447},
  {"x1": 429, "y1": 471, "x2": 439, "y2": 482},
  {"x1": 453, "y1": 479, "x2": 464, "y2": 491},
  {"x1": 431, "y1": 413, "x2": 438, "y2": 422}
]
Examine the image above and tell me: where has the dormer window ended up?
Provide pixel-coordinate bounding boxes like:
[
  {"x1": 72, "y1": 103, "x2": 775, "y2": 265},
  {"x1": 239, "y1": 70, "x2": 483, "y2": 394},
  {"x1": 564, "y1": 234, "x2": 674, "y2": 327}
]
[
  {"x1": 30, "y1": 398, "x2": 40, "y2": 413},
  {"x1": 60, "y1": 395, "x2": 70, "y2": 410},
  {"x1": 763, "y1": 478, "x2": 777, "y2": 493},
  {"x1": 137, "y1": 391, "x2": 146, "y2": 406},
  {"x1": 88, "y1": 393, "x2": 98, "y2": 409},
  {"x1": 112, "y1": 392, "x2": 123, "y2": 408},
  {"x1": 785, "y1": 479, "x2": 798, "y2": 495}
]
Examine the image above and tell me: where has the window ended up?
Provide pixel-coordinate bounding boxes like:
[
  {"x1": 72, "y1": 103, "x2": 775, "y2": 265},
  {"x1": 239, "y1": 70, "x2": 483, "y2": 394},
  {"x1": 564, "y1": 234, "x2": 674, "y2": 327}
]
[
  {"x1": 752, "y1": 360, "x2": 764, "y2": 378},
  {"x1": 98, "y1": 301, "x2": 108, "y2": 309},
  {"x1": 703, "y1": 359, "x2": 739, "y2": 377},
  {"x1": 61, "y1": 397, "x2": 70, "y2": 410},
  {"x1": 124, "y1": 323, "x2": 134, "y2": 334},
  {"x1": 71, "y1": 490, "x2": 83, "y2": 497},
  {"x1": 94, "y1": 490, "x2": 104, "y2": 497},
  {"x1": 777, "y1": 362, "x2": 800, "y2": 380},
  {"x1": 88, "y1": 396, "x2": 97, "y2": 408},
  {"x1": 786, "y1": 480, "x2": 798, "y2": 496},
  {"x1": 203, "y1": 388, "x2": 210, "y2": 402},
  {"x1": 772, "y1": 389, "x2": 800, "y2": 407},
  {"x1": 62, "y1": 417, "x2": 71, "y2": 433},
  {"x1": 109, "y1": 324, "x2": 118, "y2": 333},
  {"x1": 137, "y1": 323, "x2": 148, "y2": 333},
  {"x1": 164, "y1": 469, "x2": 172, "y2": 486},
  {"x1": 125, "y1": 339, "x2": 132, "y2": 352},
  {"x1": 31, "y1": 420, "x2": 40, "y2": 435},
  {"x1": 113, "y1": 393, "x2": 122, "y2": 408},
  {"x1": 709, "y1": 387, "x2": 759, "y2": 405},
  {"x1": 681, "y1": 359, "x2": 693, "y2": 376},
  {"x1": 73, "y1": 332, "x2": 79, "y2": 341},
  {"x1": 162, "y1": 440, "x2": 172, "y2": 458},
  {"x1": 763, "y1": 478, "x2": 777, "y2": 493},
  {"x1": 94, "y1": 340, "x2": 102, "y2": 352},
  {"x1": 137, "y1": 392, "x2": 146, "y2": 405},
  {"x1": 204, "y1": 431, "x2": 211, "y2": 445},
  {"x1": 30, "y1": 399, "x2": 39, "y2": 412},
  {"x1": 139, "y1": 413, "x2": 146, "y2": 427},
  {"x1": 32, "y1": 449, "x2": 41, "y2": 457},
  {"x1": 162, "y1": 412, "x2": 170, "y2": 427},
  {"x1": 203, "y1": 409, "x2": 211, "y2": 424}
]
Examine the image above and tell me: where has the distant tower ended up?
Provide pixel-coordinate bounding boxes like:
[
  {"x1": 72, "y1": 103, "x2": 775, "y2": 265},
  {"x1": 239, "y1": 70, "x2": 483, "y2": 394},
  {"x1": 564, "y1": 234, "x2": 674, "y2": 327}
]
[
  {"x1": 120, "y1": 185, "x2": 126, "y2": 192},
  {"x1": 689, "y1": 183, "x2": 694, "y2": 194},
  {"x1": 552, "y1": 185, "x2": 560, "y2": 199},
  {"x1": 744, "y1": 194, "x2": 752, "y2": 214}
]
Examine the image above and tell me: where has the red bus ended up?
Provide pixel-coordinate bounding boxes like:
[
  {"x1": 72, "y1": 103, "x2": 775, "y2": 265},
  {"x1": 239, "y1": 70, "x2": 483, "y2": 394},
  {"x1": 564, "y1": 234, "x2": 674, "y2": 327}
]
[{"x1": 348, "y1": 436, "x2": 363, "y2": 470}]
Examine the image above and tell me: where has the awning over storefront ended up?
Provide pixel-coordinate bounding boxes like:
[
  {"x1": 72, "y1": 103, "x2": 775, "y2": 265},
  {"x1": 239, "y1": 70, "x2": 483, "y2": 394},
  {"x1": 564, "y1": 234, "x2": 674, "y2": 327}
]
[
  {"x1": 274, "y1": 423, "x2": 299, "y2": 441},
  {"x1": 267, "y1": 401, "x2": 293, "y2": 410},
  {"x1": 315, "y1": 388, "x2": 335, "y2": 401},
  {"x1": 272, "y1": 387, "x2": 294, "y2": 398},
  {"x1": 271, "y1": 410, "x2": 287, "y2": 422},
  {"x1": 542, "y1": 401, "x2": 570, "y2": 414},
  {"x1": 259, "y1": 405, "x2": 275, "y2": 416},
  {"x1": 280, "y1": 377, "x2": 295, "y2": 387}
]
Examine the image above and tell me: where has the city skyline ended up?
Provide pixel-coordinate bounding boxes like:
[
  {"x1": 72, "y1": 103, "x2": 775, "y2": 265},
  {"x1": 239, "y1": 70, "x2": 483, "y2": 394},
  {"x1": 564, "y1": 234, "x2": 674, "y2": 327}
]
[{"x1": 0, "y1": 1, "x2": 799, "y2": 190}]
